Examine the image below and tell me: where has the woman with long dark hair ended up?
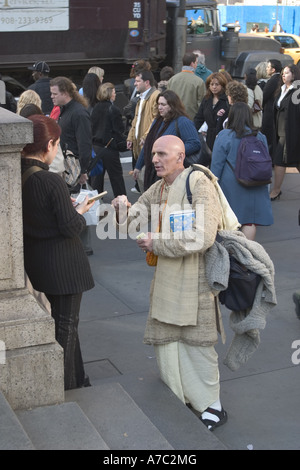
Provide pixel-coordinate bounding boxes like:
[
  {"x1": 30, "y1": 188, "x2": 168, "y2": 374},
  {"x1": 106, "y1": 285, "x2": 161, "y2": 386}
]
[
  {"x1": 133, "y1": 89, "x2": 201, "y2": 191},
  {"x1": 270, "y1": 64, "x2": 300, "y2": 200},
  {"x1": 21, "y1": 114, "x2": 95, "y2": 390},
  {"x1": 82, "y1": 73, "x2": 101, "y2": 111},
  {"x1": 211, "y1": 102, "x2": 273, "y2": 240}
]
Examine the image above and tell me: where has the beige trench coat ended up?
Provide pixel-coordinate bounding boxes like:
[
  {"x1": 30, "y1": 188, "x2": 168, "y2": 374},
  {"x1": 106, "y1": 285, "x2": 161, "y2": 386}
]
[
  {"x1": 127, "y1": 87, "x2": 160, "y2": 159},
  {"x1": 120, "y1": 168, "x2": 226, "y2": 347}
]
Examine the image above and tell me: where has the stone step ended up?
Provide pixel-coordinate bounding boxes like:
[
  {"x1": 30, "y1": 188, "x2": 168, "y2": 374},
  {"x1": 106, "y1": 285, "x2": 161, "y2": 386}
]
[
  {"x1": 107, "y1": 375, "x2": 228, "y2": 451},
  {"x1": 16, "y1": 402, "x2": 109, "y2": 450},
  {"x1": 0, "y1": 392, "x2": 34, "y2": 450},
  {"x1": 65, "y1": 382, "x2": 174, "y2": 450},
  {"x1": 1, "y1": 378, "x2": 227, "y2": 450}
]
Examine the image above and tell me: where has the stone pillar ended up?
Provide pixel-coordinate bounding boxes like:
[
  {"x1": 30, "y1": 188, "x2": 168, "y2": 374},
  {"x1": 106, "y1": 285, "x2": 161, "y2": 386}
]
[
  {"x1": 0, "y1": 109, "x2": 64, "y2": 410},
  {"x1": 173, "y1": 16, "x2": 187, "y2": 74}
]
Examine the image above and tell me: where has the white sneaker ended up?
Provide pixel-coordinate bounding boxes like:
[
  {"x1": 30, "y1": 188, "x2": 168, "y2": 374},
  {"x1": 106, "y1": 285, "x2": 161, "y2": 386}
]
[{"x1": 131, "y1": 187, "x2": 139, "y2": 193}]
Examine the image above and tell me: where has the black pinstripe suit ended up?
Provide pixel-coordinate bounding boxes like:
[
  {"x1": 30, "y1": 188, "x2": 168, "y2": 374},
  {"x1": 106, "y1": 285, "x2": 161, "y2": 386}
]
[{"x1": 21, "y1": 158, "x2": 94, "y2": 389}]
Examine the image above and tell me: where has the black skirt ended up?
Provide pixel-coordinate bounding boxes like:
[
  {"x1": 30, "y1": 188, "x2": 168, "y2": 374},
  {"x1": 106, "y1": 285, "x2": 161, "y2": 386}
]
[{"x1": 273, "y1": 136, "x2": 288, "y2": 167}]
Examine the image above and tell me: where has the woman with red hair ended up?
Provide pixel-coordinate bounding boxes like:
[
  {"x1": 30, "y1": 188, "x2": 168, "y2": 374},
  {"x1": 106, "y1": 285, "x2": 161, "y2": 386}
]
[
  {"x1": 194, "y1": 72, "x2": 230, "y2": 151},
  {"x1": 21, "y1": 114, "x2": 95, "y2": 390}
]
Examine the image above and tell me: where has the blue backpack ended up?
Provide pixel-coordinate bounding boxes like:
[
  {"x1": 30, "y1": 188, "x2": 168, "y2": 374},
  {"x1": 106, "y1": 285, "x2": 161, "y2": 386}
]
[{"x1": 227, "y1": 134, "x2": 272, "y2": 187}]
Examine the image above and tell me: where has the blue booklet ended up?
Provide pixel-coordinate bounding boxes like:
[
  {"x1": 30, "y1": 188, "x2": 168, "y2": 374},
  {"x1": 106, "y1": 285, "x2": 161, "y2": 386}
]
[{"x1": 170, "y1": 210, "x2": 195, "y2": 232}]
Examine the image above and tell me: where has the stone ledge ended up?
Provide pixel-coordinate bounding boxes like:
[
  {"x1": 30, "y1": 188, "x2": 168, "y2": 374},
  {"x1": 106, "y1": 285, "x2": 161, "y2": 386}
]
[
  {"x1": 0, "y1": 108, "x2": 32, "y2": 147},
  {"x1": 1, "y1": 343, "x2": 64, "y2": 410},
  {"x1": 0, "y1": 289, "x2": 55, "y2": 350}
]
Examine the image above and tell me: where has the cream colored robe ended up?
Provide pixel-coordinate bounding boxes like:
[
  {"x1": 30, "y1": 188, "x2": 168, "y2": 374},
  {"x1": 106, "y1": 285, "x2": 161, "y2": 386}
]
[{"x1": 122, "y1": 167, "x2": 236, "y2": 347}]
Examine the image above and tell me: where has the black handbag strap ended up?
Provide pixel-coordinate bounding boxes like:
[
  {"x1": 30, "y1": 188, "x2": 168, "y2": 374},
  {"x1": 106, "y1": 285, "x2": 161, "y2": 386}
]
[
  {"x1": 226, "y1": 159, "x2": 235, "y2": 173},
  {"x1": 185, "y1": 165, "x2": 213, "y2": 205},
  {"x1": 22, "y1": 166, "x2": 43, "y2": 188},
  {"x1": 175, "y1": 119, "x2": 181, "y2": 139}
]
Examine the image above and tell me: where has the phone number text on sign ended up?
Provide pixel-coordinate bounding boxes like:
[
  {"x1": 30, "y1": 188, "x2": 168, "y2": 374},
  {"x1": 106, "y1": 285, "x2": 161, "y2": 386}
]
[{"x1": 0, "y1": 8, "x2": 69, "y2": 31}]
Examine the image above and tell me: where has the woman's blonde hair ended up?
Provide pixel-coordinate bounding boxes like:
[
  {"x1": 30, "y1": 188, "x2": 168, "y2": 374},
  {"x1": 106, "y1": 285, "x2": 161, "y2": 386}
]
[
  {"x1": 17, "y1": 90, "x2": 42, "y2": 114},
  {"x1": 255, "y1": 61, "x2": 268, "y2": 80},
  {"x1": 97, "y1": 82, "x2": 115, "y2": 101},
  {"x1": 88, "y1": 66, "x2": 105, "y2": 82}
]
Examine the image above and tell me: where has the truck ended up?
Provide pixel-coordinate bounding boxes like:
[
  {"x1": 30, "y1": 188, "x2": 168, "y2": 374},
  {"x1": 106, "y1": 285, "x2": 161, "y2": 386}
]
[
  {"x1": 0, "y1": 0, "x2": 292, "y2": 94},
  {"x1": 167, "y1": 0, "x2": 292, "y2": 77}
]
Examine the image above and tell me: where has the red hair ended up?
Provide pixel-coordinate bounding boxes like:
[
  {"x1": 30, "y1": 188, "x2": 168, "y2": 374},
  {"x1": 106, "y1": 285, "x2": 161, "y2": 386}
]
[
  {"x1": 205, "y1": 72, "x2": 228, "y2": 99},
  {"x1": 21, "y1": 115, "x2": 61, "y2": 157}
]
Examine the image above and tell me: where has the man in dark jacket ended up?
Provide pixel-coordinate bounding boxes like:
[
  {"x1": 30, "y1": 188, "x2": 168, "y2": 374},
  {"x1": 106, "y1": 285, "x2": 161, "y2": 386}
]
[
  {"x1": 50, "y1": 76, "x2": 92, "y2": 185},
  {"x1": 262, "y1": 59, "x2": 282, "y2": 158},
  {"x1": 28, "y1": 61, "x2": 53, "y2": 115},
  {"x1": 50, "y1": 76, "x2": 93, "y2": 255}
]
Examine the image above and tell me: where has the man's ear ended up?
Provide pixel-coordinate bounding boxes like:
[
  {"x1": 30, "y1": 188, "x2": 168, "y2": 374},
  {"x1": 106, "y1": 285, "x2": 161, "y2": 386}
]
[{"x1": 177, "y1": 152, "x2": 184, "y2": 163}]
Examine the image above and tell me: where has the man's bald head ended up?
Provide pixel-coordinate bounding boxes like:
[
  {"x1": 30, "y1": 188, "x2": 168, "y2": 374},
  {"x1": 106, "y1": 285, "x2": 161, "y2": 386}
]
[
  {"x1": 155, "y1": 135, "x2": 185, "y2": 153},
  {"x1": 152, "y1": 135, "x2": 185, "y2": 184}
]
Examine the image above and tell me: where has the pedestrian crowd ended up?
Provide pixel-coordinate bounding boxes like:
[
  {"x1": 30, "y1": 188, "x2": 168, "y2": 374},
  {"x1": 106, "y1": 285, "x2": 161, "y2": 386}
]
[{"x1": 1, "y1": 52, "x2": 299, "y2": 434}]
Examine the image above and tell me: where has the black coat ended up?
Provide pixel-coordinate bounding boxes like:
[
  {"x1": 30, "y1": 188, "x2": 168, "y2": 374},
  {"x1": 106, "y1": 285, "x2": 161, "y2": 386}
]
[
  {"x1": 274, "y1": 84, "x2": 300, "y2": 165},
  {"x1": 91, "y1": 100, "x2": 126, "y2": 152},
  {"x1": 28, "y1": 77, "x2": 53, "y2": 115},
  {"x1": 193, "y1": 93, "x2": 229, "y2": 150},
  {"x1": 21, "y1": 159, "x2": 94, "y2": 295},
  {"x1": 262, "y1": 73, "x2": 281, "y2": 156},
  {"x1": 59, "y1": 99, "x2": 93, "y2": 174}
]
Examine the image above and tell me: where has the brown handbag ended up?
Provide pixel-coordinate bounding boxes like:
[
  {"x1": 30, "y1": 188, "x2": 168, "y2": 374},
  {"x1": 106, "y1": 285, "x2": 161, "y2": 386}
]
[
  {"x1": 145, "y1": 182, "x2": 167, "y2": 267},
  {"x1": 146, "y1": 251, "x2": 158, "y2": 266},
  {"x1": 252, "y1": 99, "x2": 262, "y2": 113}
]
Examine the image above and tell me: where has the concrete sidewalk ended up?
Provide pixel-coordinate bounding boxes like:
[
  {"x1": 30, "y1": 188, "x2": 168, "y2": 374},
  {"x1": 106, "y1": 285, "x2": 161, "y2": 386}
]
[
  {"x1": 74, "y1": 159, "x2": 300, "y2": 450},
  {"x1": 2, "y1": 157, "x2": 299, "y2": 450}
]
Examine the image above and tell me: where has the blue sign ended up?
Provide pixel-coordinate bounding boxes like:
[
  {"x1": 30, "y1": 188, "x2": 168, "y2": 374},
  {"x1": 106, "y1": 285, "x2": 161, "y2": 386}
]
[{"x1": 130, "y1": 30, "x2": 139, "y2": 37}]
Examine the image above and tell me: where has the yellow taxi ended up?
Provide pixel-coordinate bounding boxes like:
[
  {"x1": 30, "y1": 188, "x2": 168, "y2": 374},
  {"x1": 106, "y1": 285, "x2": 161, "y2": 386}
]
[{"x1": 253, "y1": 32, "x2": 300, "y2": 65}]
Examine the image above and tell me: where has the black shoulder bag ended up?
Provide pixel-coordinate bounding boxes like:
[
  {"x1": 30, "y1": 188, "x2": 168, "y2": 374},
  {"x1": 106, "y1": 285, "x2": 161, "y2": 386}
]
[
  {"x1": 186, "y1": 167, "x2": 261, "y2": 311},
  {"x1": 175, "y1": 120, "x2": 211, "y2": 168}
]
